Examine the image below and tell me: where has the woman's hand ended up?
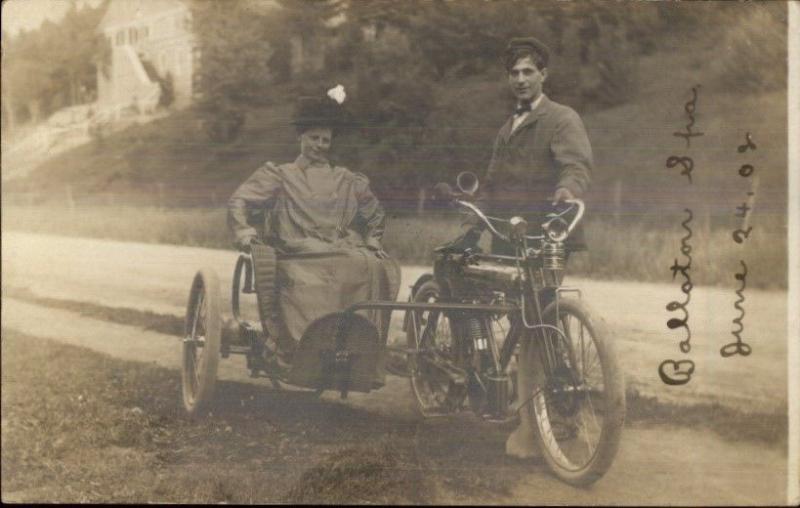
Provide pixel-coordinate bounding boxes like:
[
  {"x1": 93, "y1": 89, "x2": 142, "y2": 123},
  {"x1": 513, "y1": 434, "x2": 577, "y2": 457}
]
[
  {"x1": 235, "y1": 235, "x2": 262, "y2": 253},
  {"x1": 366, "y1": 243, "x2": 389, "y2": 259}
]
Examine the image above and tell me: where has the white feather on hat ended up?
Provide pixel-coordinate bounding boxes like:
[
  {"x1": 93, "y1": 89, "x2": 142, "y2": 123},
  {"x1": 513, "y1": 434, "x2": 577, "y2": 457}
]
[{"x1": 327, "y1": 84, "x2": 346, "y2": 105}]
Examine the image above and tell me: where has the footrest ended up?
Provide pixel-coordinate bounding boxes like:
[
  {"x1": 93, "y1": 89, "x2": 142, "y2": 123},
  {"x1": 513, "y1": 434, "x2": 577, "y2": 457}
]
[
  {"x1": 239, "y1": 320, "x2": 264, "y2": 343},
  {"x1": 240, "y1": 320, "x2": 263, "y2": 333}
]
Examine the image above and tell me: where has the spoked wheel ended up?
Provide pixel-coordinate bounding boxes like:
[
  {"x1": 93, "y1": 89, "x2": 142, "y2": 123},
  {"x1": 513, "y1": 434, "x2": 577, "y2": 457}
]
[
  {"x1": 405, "y1": 280, "x2": 463, "y2": 417},
  {"x1": 182, "y1": 268, "x2": 222, "y2": 416},
  {"x1": 526, "y1": 298, "x2": 625, "y2": 486}
]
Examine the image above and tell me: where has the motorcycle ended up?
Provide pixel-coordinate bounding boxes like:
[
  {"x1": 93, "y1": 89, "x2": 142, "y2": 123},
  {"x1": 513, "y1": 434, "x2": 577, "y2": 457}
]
[
  {"x1": 180, "y1": 172, "x2": 625, "y2": 486},
  {"x1": 403, "y1": 172, "x2": 625, "y2": 485}
]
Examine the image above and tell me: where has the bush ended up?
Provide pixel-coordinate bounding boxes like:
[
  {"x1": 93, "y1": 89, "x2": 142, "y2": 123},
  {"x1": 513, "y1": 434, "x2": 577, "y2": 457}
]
[
  {"x1": 202, "y1": 107, "x2": 246, "y2": 144},
  {"x1": 329, "y1": 41, "x2": 437, "y2": 199},
  {"x1": 715, "y1": 3, "x2": 787, "y2": 92},
  {"x1": 3, "y1": 205, "x2": 788, "y2": 289},
  {"x1": 579, "y1": 30, "x2": 640, "y2": 109}
]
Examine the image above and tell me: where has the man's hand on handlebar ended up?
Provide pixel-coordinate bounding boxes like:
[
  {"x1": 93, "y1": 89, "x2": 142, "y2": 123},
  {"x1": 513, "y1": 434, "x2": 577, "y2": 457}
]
[{"x1": 551, "y1": 187, "x2": 575, "y2": 206}]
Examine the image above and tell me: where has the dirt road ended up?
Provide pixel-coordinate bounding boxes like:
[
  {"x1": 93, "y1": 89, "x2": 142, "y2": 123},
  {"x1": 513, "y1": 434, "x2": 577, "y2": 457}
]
[
  {"x1": 3, "y1": 232, "x2": 787, "y2": 411},
  {"x1": 1, "y1": 232, "x2": 791, "y2": 504}
]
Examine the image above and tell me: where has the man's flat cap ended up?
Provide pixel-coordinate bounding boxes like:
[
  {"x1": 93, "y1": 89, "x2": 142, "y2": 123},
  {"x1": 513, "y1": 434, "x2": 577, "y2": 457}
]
[{"x1": 505, "y1": 37, "x2": 551, "y2": 68}]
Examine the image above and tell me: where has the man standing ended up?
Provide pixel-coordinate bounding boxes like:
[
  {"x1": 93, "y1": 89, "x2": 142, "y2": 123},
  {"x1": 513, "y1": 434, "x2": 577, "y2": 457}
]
[
  {"x1": 458, "y1": 36, "x2": 592, "y2": 255},
  {"x1": 458, "y1": 37, "x2": 594, "y2": 459}
]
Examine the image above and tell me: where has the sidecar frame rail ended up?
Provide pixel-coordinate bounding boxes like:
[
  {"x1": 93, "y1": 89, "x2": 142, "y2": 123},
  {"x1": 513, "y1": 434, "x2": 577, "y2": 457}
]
[{"x1": 341, "y1": 300, "x2": 518, "y2": 315}]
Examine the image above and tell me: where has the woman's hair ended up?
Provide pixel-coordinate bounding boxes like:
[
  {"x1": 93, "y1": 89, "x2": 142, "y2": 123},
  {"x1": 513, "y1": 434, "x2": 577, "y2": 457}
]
[{"x1": 294, "y1": 122, "x2": 335, "y2": 136}]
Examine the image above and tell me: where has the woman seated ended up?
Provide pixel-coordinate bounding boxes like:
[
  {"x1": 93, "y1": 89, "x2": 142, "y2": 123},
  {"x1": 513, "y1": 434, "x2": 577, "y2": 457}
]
[{"x1": 227, "y1": 86, "x2": 400, "y2": 382}]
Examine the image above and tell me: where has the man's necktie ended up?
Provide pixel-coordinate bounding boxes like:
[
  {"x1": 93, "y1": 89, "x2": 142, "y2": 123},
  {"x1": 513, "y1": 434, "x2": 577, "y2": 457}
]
[{"x1": 515, "y1": 101, "x2": 532, "y2": 116}]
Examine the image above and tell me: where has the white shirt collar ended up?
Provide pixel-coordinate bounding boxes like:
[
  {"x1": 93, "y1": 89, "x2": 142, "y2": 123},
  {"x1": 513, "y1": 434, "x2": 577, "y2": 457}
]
[{"x1": 515, "y1": 93, "x2": 545, "y2": 116}]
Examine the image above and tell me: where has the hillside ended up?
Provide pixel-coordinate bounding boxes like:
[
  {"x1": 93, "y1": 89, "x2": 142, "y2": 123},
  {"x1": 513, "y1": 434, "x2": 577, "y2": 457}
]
[
  {"x1": 3, "y1": 24, "x2": 789, "y2": 289},
  {"x1": 4, "y1": 15, "x2": 788, "y2": 220},
  {"x1": 5, "y1": 87, "x2": 787, "y2": 220}
]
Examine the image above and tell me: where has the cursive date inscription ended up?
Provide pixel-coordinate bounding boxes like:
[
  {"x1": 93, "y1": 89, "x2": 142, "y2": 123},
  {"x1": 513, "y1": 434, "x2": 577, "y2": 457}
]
[
  {"x1": 667, "y1": 209, "x2": 693, "y2": 353},
  {"x1": 658, "y1": 359, "x2": 696, "y2": 386},
  {"x1": 721, "y1": 260, "x2": 753, "y2": 357},
  {"x1": 667, "y1": 86, "x2": 704, "y2": 183},
  {"x1": 673, "y1": 85, "x2": 705, "y2": 148},
  {"x1": 659, "y1": 208, "x2": 696, "y2": 385},
  {"x1": 666, "y1": 155, "x2": 694, "y2": 184}
]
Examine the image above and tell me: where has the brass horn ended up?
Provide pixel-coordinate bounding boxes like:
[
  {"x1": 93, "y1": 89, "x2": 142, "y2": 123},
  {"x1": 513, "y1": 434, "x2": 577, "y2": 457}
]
[{"x1": 456, "y1": 171, "x2": 479, "y2": 196}]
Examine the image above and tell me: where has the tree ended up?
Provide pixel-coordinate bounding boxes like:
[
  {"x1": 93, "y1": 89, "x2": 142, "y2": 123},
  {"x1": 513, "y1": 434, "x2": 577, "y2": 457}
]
[
  {"x1": 190, "y1": 0, "x2": 290, "y2": 141},
  {"x1": 1, "y1": 0, "x2": 108, "y2": 130},
  {"x1": 53, "y1": 1, "x2": 110, "y2": 106},
  {"x1": 2, "y1": 28, "x2": 54, "y2": 124}
]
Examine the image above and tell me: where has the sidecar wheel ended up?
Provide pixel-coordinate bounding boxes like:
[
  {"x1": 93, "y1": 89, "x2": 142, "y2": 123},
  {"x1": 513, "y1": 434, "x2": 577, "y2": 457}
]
[{"x1": 182, "y1": 268, "x2": 222, "y2": 416}]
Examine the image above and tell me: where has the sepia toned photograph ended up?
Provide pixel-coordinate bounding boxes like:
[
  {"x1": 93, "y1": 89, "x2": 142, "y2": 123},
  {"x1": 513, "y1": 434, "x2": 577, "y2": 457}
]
[{"x1": 2, "y1": 0, "x2": 797, "y2": 504}]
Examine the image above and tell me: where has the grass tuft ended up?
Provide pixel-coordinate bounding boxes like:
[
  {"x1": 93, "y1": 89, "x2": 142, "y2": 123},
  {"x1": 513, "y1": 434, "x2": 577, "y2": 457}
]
[{"x1": 284, "y1": 439, "x2": 430, "y2": 505}]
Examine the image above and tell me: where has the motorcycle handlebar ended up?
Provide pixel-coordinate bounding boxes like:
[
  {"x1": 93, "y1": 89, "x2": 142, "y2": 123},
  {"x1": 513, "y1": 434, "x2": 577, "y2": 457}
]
[{"x1": 453, "y1": 198, "x2": 585, "y2": 243}]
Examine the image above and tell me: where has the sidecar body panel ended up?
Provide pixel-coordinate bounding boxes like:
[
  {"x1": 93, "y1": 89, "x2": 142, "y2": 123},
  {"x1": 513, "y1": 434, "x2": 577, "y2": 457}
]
[{"x1": 288, "y1": 312, "x2": 382, "y2": 393}]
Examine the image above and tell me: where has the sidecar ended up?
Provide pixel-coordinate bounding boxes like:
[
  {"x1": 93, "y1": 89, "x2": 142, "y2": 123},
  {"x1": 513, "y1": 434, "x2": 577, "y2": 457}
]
[{"x1": 180, "y1": 244, "x2": 390, "y2": 416}]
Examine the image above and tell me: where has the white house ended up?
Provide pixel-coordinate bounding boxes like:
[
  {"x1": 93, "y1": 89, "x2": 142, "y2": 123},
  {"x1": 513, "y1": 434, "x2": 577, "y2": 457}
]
[
  {"x1": 95, "y1": 0, "x2": 339, "y2": 119},
  {"x1": 96, "y1": 0, "x2": 196, "y2": 115}
]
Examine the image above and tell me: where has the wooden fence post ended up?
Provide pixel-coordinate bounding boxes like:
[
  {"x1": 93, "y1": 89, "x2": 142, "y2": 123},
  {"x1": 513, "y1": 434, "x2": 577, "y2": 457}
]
[
  {"x1": 66, "y1": 184, "x2": 75, "y2": 213},
  {"x1": 157, "y1": 182, "x2": 165, "y2": 210}
]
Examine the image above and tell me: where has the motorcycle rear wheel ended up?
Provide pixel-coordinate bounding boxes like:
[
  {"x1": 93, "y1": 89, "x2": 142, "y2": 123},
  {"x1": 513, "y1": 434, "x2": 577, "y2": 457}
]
[{"x1": 405, "y1": 280, "x2": 463, "y2": 417}]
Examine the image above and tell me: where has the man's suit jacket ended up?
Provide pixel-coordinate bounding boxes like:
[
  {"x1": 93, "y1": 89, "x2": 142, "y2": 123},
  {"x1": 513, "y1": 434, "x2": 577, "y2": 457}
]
[{"x1": 479, "y1": 94, "x2": 593, "y2": 253}]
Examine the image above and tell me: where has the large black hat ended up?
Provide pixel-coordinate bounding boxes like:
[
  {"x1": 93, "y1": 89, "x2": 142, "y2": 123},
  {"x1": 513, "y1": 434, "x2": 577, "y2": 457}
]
[
  {"x1": 505, "y1": 37, "x2": 551, "y2": 70},
  {"x1": 292, "y1": 85, "x2": 351, "y2": 134}
]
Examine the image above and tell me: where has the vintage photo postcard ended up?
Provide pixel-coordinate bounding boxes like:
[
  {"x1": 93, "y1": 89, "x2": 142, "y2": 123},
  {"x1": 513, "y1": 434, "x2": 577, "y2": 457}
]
[{"x1": 2, "y1": 0, "x2": 798, "y2": 504}]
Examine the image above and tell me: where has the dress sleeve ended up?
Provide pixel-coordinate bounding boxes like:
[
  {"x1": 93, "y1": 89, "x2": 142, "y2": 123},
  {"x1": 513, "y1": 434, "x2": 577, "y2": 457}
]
[
  {"x1": 551, "y1": 110, "x2": 593, "y2": 197},
  {"x1": 226, "y1": 163, "x2": 282, "y2": 243},
  {"x1": 353, "y1": 173, "x2": 386, "y2": 250}
]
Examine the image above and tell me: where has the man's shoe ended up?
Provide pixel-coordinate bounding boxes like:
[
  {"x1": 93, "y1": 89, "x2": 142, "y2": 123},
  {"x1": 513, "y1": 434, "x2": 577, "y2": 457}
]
[
  {"x1": 264, "y1": 351, "x2": 291, "y2": 377},
  {"x1": 505, "y1": 423, "x2": 541, "y2": 459},
  {"x1": 262, "y1": 335, "x2": 293, "y2": 373}
]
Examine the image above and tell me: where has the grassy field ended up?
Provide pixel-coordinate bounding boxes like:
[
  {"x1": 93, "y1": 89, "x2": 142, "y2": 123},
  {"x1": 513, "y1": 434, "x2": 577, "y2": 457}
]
[
  {"x1": 3, "y1": 204, "x2": 788, "y2": 289},
  {"x1": 1, "y1": 326, "x2": 787, "y2": 503},
  {"x1": 0, "y1": 329, "x2": 429, "y2": 503}
]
